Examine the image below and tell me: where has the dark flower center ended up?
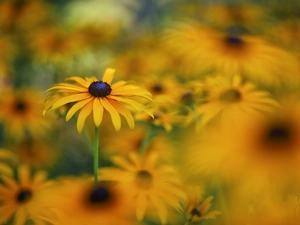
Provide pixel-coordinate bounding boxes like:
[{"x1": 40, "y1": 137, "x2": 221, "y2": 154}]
[
  {"x1": 135, "y1": 170, "x2": 153, "y2": 189},
  {"x1": 14, "y1": 100, "x2": 27, "y2": 112},
  {"x1": 190, "y1": 208, "x2": 201, "y2": 217},
  {"x1": 152, "y1": 84, "x2": 163, "y2": 93},
  {"x1": 89, "y1": 186, "x2": 111, "y2": 204},
  {"x1": 88, "y1": 81, "x2": 112, "y2": 97},
  {"x1": 265, "y1": 123, "x2": 292, "y2": 147},
  {"x1": 225, "y1": 36, "x2": 244, "y2": 46},
  {"x1": 220, "y1": 89, "x2": 241, "y2": 102},
  {"x1": 16, "y1": 189, "x2": 32, "y2": 203}
]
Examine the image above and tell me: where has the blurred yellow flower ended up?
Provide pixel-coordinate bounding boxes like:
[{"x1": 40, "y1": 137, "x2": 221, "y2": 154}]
[
  {"x1": 0, "y1": 88, "x2": 53, "y2": 140},
  {"x1": 0, "y1": 165, "x2": 57, "y2": 225},
  {"x1": 44, "y1": 68, "x2": 153, "y2": 133},
  {"x1": 196, "y1": 75, "x2": 279, "y2": 128},
  {"x1": 166, "y1": 23, "x2": 299, "y2": 84},
  {"x1": 47, "y1": 176, "x2": 134, "y2": 225},
  {"x1": 99, "y1": 152, "x2": 186, "y2": 224},
  {"x1": 183, "y1": 186, "x2": 221, "y2": 223}
]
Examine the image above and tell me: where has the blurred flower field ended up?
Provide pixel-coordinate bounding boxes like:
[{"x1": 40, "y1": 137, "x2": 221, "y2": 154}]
[{"x1": 0, "y1": 0, "x2": 300, "y2": 224}]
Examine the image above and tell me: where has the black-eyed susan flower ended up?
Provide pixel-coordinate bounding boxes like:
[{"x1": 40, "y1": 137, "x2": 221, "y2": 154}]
[
  {"x1": 99, "y1": 152, "x2": 186, "y2": 224},
  {"x1": 0, "y1": 88, "x2": 53, "y2": 140},
  {"x1": 0, "y1": 165, "x2": 57, "y2": 225},
  {"x1": 229, "y1": 100, "x2": 300, "y2": 177},
  {"x1": 196, "y1": 75, "x2": 279, "y2": 128},
  {"x1": 183, "y1": 186, "x2": 221, "y2": 223},
  {"x1": 44, "y1": 68, "x2": 153, "y2": 133},
  {"x1": 0, "y1": 148, "x2": 16, "y2": 176},
  {"x1": 47, "y1": 176, "x2": 134, "y2": 225},
  {"x1": 165, "y1": 23, "x2": 299, "y2": 84}
]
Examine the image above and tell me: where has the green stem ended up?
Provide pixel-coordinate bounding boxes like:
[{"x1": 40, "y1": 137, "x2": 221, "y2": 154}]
[
  {"x1": 94, "y1": 126, "x2": 99, "y2": 187},
  {"x1": 139, "y1": 124, "x2": 155, "y2": 155}
]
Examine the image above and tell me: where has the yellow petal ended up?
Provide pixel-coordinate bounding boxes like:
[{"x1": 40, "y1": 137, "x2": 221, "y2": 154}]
[
  {"x1": 93, "y1": 98, "x2": 104, "y2": 127},
  {"x1": 136, "y1": 194, "x2": 148, "y2": 221},
  {"x1": 102, "y1": 68, "x2": 115, "y2": 84},
  {"x1": 0, "y1": 204, "x2": 15, "y2": 223},
  {"x1": 14, "y1": 208, "x2": 27, "y2": 225},
  {"x1": 149, "y1": 194, "x2": 168, "y2": 224},
  {"x1": 111, "y1": 81, "x2": 127, "y2": 89},
  {"x1": 32, "y1": 171, "x2": 47, "y2": 188},
  {"x1": 108, "y1": 100, "x2": 135, "y2": 129},
  {"x1": 100, "y1": 98, "x2": 121, "y2": 131},
  {"x1": 76, "y1": 101, "x2": 93, "y2": 133},
  {"x1": 18, "y1": 165, "x2": 30, "y2": 187},
  {"x1": 0, "y1": 163, "x2": 13, "y2": 176},
  {"x1": 51, "y1": 93, "x2": 91, "y2": 110},
  {"x1": 200, "y1": 196, "x2": 214, "y2": 214},
  {"x1": 66, "y1": 98, "x2": 92, "y2": 121},
  {"x1": 65, "y1": 76, "x2": 91, "y2": 87}
]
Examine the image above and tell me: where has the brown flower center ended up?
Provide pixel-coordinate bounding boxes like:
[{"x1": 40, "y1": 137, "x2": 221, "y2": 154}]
[
  {"x1": 16, "y1": 189, "x2": 32, "y2": 204},
  {"x1": 135, "y1": 170, "x2": 153, "y2": 189},
  {"x1": 89, "y1": 186, "x2": 111, "y2": 204},
  {"x1": 220, "y1": 89, "x2": 241, "y2": 102},
  {"x1": 225, "y1": 36, "x2": 244, "y2": 47},
  {"x1": 88, "y1": 81, "x2": 112, "y2": 97},
  {"x1": 14, "y1": 100, "x2": 27, "y2": 112}
]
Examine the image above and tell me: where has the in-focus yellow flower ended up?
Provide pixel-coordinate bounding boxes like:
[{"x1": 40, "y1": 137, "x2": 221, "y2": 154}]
[
  {"x1": 0, "y1": 165, "x2": 57, "y2": 225},
  {"x1": 0, "y1": 149, "x2": 16, "y2": 176},
  {"x1": 196, "y1": 75, "x2": 279, "y2": 128},
  {"x1": 44, "y1": 68, "x2": 153, "y2": 133},
  {"x1": 0, "y1": 88, "x2": 53, "y2": 140},
  {"x1": 47, "y1": 176, "x2": 134, "y2": 225},
  {"x1": 99, "y1": 152, "x2": 186, "y2": 224},
  {"x1": 183, "y1": 186, "x2": 221, "y2": 223}
]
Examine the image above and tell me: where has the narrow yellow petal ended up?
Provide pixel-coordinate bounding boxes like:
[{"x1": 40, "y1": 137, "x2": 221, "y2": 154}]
[
  {"x1": 200, "y1": 196, "x2": 214, "y2": 214},
  {"x1": 66, "y1": 98, "x2": 92, "y2": 121},
  {"x1": 136, "y1": 194, "x2": 148, "y2": 221},
  {"x1": 109, "y1": 96, "x2": 153, "y2": 118},
  {"x1": 149, "y1": 194, "x2": 168, "y2": 224},
  {"x1": 32, "y1": 171, "x2": 47, "y2": 188},
  {"x1": 1, "y1": 176, "x2": 18, "y2": 190},
  {"x1": 111, "y1": 156, "x2": 136, "y2": 172},
  {"x1": 65, "y1": 76, "x2": 91, "y2": 87},
  {"x1": 93, "y1": 98, "x2": 104, "y2": 127},
  {"x1": 111, "y1": 81, "x2": 127, "y2": 89},
  {"x1": 102, "y1": 68, "x2": 115, "y2": 84},
  {"x1": 18, "y1": 165, "x2": 30, "y2": 187},
  {"x1": 100, "y1": 98, "x2": 121, "y2": 131},
  {"x1": 14, "y1": 208, "x2": 27, "y2": 225},
  {"x1": 51, "y1": 93, "x2": 91, "y2": 110},
  {"x1": 0, "y1": 204, "x2": 15, "y2": 223},
  {"x1": 76, "y1": 101, "x2": 93, "y2": 133},
  {"x1": 46, "y1": 83, "x2": 87, "y2": 92},
  {"x1": 108, "y1": 100, "x2": 135, "y2": 129},
  {"x1": 0, "y1": 163, "x2": 13, "y2": 176}
]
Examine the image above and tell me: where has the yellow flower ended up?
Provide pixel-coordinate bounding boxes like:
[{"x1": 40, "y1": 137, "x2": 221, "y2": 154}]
[
  {"x1": 0, "y1": 88, "x2": 53, "y2": 140},
  {"x1": 99, "y1": 152, "x2": 186, "y2": 224},
  {"x1": 183, "y1": 186, "x2": 221, "y2": 223},
  {"x1": 47, "y1": 176, "x2": 134, "y2": 225},
  {"x1": 196, "y1": 75, "x2": 279, "y2": 128},
  {"x1": 0, "y1": 149, "x2": 16, "y2": 176},
  {"x1": 44, "y1": 68, "x2": 153, "y2": 133},
  {"x1": 0, "y1": 165, "x2": 57, "y2": 225},
  {"x1": 166, "y1": 23, "x2": 299, "y2": 84},
  {"x1": 11, "y1": 137, "x2": 59, "y2": 169},
  {"x1": 229, "y1": 101, "x2": 300, "y2": 177}
]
